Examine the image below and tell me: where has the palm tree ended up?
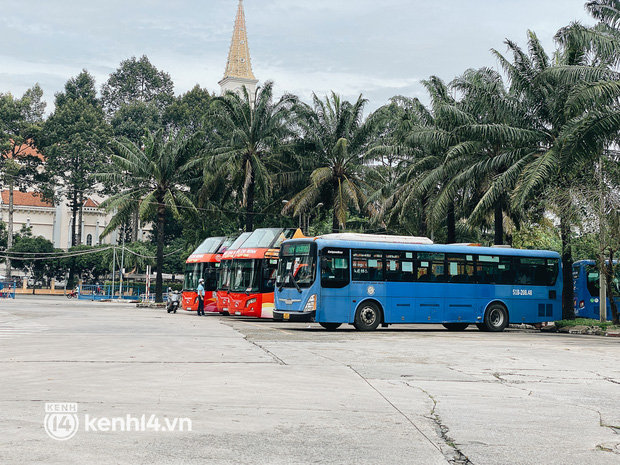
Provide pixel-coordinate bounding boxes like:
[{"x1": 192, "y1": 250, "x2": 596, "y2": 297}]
[
  {"x1": 207, "y1": 81, "x2": 297, "y2": 231},
  {"x1": 482, "y1": 29, "x2": 618, "y2": 318},
  {"x1": 378, "y1": 77, "x2": 473, "y2": 243},
  {"x1": 283, "y1": 92, "x2": 376, "y2": 233},
  {"x1": 97, "y1": 129, "x2": 200, "y2": 302}
]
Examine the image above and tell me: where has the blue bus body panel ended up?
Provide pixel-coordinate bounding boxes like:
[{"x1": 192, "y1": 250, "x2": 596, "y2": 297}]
[
  {"x1": 275, "y1": 239, "x2": 562, "y2": 325},
  {"x1": 573, "y1": 260, "x2": 618, "y2": 320}
]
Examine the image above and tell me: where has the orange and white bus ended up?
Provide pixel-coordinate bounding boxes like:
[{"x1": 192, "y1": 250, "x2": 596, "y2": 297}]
[
  {"x1": 182, "y1": 236, "x2": 233, "y2": 313},
  {"x1": 216, "y1": 232, "x2": 252, "y2": 315},
  {"x1": 227, "y1": 228, "x2": 304, "y2": 318}
]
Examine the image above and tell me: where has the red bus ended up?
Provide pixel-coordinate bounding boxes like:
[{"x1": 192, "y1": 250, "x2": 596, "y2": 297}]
[
  {"x1": 216, "y1": 232, "x2": 252, "y2": 315},
  {"x1": 228, "y1": 228, "x2": 304, "y2": 318},
  {"x1": 182, "y1": 236, "x2": 232, "y2": 312}
]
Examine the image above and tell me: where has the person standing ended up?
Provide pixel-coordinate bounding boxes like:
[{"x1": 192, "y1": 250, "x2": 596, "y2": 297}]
[{"x1": 196, "y1": 278, "x2": 205, "y2": 316}]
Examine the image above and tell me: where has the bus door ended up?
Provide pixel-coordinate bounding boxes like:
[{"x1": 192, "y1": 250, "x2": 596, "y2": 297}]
[
  {"x1": 385, "y1": 252, "x2": 416, "y2": 323},
  {"x1": 443, "y1": 254, "x2": 477, "y2": 322},
  {"x1": 350, "y1": 250, "x2": 387, "y2": 322},
  {"x1": 415, "y1": 253, "x2": 446, "y2": 323},
  {"x1": 318, "y1": 248, "x2": 351, "y2": 323}
]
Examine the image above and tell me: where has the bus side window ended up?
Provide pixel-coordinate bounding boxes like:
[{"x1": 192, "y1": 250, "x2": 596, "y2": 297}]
[
  {"x1": 320, "y1": 251, "x2": 350, "y2": 289},
  {"x1": 385, "y1": 253, "x2": 400, "y2": 282},
  {"x1": 352, "y1": 251, "x2": 384, "y2": 281}
]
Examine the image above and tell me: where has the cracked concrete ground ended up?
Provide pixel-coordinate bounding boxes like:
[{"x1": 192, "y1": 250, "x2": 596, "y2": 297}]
[{"x1": 1, "y1": 295, "x2": 619, "y2": 464}]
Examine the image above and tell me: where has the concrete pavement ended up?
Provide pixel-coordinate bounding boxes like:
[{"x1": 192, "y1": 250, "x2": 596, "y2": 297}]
[{"x1": 0, "y1": 295, "x2": 619, "y2": 464}]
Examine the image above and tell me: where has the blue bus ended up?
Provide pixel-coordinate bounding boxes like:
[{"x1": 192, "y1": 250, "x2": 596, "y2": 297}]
[
  {"x1": 573, "y1": 260, "x2": 618, "y2": 320},
  {"x1": 273, "y1": 234, "x2": 562, "y2": 331}
]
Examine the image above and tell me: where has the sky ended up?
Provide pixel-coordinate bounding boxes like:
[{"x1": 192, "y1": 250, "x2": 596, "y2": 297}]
[{"x1": 1, "y1": 0, "x2": 594, "y2": 115}]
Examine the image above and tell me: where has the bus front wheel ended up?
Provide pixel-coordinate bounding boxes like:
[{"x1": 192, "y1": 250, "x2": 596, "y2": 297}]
[
  {"x1": 319, "y1": 322, "x2": 342, "y2": 331},
  {"x1": 482, "y1": 304, "x2": 508, "y2": 332},
  {"x1": 354, "y1": 302, "x2": 382, "y2": 331},
  {"x1": 442, "y1": 323, "x2": 469, "y2": 331}
]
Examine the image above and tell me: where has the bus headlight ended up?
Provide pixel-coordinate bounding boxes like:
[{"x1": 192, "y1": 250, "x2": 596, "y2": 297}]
[
  {"x1": 246, "y1": 298, "x2": 257, "y2": 307},
  {"x1": 304, "y1": 294, "x2": 317, "y2": 312}
]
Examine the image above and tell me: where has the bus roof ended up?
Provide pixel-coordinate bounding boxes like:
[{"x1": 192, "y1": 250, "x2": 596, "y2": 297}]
[
  {"x1": 287, "y1": 236, "x2": 560, "y2": 258},
  {"x1": 241, "y1": 228, "x2": 301, "y2": 249},
  {"x1": 317, "y1": 233, "x2": 433, "y2": 245}
]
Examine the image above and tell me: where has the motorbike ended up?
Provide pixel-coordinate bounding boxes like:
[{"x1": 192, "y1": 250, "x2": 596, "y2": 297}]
[
  {"x1": 166, "y1": 288, "x2": 181, "y2": 313},
  {"x1": 67, "y1": 289, "x2": 78, "y2": 299}
]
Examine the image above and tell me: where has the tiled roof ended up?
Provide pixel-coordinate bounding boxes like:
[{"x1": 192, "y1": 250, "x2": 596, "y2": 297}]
[
  {"x1": 83, "y1": 198, "x2": 99, "y2": 208},
  {"x1": 6, "y1": 142, "x2": 45, "y2": 161},
  {"x1": 0, "y1": 190, "x2": 53, "y2": 208}
]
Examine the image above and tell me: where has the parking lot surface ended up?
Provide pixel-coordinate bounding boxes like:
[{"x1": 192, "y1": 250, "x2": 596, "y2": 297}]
[{"x1": 1, "y1": 295, "x2": 619, "y2": 464}]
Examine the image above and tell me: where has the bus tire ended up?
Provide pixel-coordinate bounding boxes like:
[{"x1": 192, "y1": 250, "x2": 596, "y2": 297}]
[
  {"x1": 319, "y1": 322, "x2": 342, "y2": 331},
  {"x1": 442, "y1": 323, "x2": 469, "y2": 331},
  {"x1": 354, "y1": 302, "x2": 382, "y2": 331},
  {"x1": 482, "y1": 303, "x2": 508, "y2": 332}
]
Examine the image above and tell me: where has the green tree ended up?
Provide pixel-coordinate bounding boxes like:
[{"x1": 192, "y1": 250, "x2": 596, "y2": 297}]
[
  {"x1": 8, "y1": 236, "x2": 56, "y2": 288},
  {"x1": 163, "y1": 85, "x2": 215, "y2": 134},
  {"x1": 40, "y1": 70, "x2": 112, "y2": 248},
  {"x1": 208, "y1": 81, "x2": 297, "y2": 231},
  {"x1": 101, "y1": 55, "x2": 174, "y2": 117},
  {"x1": 283, "y1": 92, "x2": 376, "y2": 233},
  {"x1": 97, "y1": 129, "x2": 200, "y2": 302},
  {"x1": 0, "y1": 85, "x2": 47, "y2": 276}
]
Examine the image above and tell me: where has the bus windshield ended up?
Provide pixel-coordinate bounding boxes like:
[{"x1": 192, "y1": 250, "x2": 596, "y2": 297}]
[
  {"x1": 277, "y1": 242, "x2": 317, "y2": 289},
  {"x1": 184, "y1": 262, "x2": 218, "y2": 291},
  {"x1": 584, "y1": 265, "x2": 620, "y2": 296},
  {"x1": 193, "y1": 237, "x2": 225, "y2": 255},
  {"x1": 230, "y1": 259, "x2": 262, "y2": 293}
]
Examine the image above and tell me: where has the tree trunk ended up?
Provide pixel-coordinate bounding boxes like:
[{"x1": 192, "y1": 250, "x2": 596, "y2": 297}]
[
  {"x1": 605, "y1": 250, "x2": 620, "y2": 325},
  {"x1": 77, "y1": 192, "x2": 84, "y2": 245},
  {"x1": 132, "y1": 209, "x2": 139, "y2": 242},
  {"x1": 419, "y1": 193, "x2": 428, "y2": 237},
  {"x1": 7, "y1": 181, "x2": 13, "y2": 277},
  {"x1": 70, "y1": 190, "x2": 78, "y2": 247},
  {"x1": 494, "y1": 202, "x2": 503, "y2": 245},
  {"x1": 155, "y1": 199, "x2": 166, "y2": 303},
  {"x1": 245, "y1": 180, "x2": 255, "y2": 232},
  {"x1": 560, "y1": 213, "x2": 575, "y2": 320},
  {"x1": 446, "y1": 201, "x2": 456, "y2": 244}
]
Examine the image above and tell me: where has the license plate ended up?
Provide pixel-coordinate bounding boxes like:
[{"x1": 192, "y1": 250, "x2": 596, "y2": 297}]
[
  {"x1": 186, "y1": 307, "x2": 192, "y2": 311},
  {"x1": 235, "y1": 311, "x2": 241, "y2": 316},
  {"x1": 283, "y1": 313, "x2": 290, "y2": 320}
]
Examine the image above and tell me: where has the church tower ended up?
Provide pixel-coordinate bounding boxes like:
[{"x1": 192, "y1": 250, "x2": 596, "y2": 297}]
[{"x1": 219, "y1": 0, "x2": 259, "y2": 97}]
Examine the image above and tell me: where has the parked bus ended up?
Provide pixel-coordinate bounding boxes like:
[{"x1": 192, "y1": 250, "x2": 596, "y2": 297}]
[
  {"x1": 182, "y1": 236, "x2": 232, "y2": 312},
  {"x1": 573, "y1": 260, "x2": 619, "y2": 320},
  {"x1": 273, "y1": 233, "x2": 562, "y2": 331},
  {"x1": 216, "y1": 232, "x2": 252, "y2": 315},
  {"x1": 228, "y1": 228, "x2": 303, "y2": 318}
]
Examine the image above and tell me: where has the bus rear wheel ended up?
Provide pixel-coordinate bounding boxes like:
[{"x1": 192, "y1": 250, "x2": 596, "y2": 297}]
[
  {"x1": 319, "y1": 322, "x2": 342, "y2": 331},
  {"x1": 442, "y1": 323, "x2": 469, "y2": 331},
  {"x1": 482, "y1": 304, "x2": 508, "y2": 332},
  {"x1": 354, "y1": 302, "x2": 382, "y2": 331}
]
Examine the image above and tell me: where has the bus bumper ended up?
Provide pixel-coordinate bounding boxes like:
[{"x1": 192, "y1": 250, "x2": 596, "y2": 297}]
[{"x1": 273, "y1": 310, "x2": 316, "y2": 322}]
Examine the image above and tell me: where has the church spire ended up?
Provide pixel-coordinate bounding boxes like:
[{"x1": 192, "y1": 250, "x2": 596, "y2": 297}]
[{"x1": 219, "y1": 0, "x2": 258, "y2": 96}]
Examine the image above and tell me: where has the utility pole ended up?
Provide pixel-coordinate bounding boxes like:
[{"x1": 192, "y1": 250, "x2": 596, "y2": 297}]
[
  {"x1": 111, "y1": 246, "x2": 116, "y2": 299},
  {"x1": 119, "y1": 229, "x2": 125, "y2": 299},
  {"x1": 599, "y1": 154, "x2": 607, "y2": 323}
]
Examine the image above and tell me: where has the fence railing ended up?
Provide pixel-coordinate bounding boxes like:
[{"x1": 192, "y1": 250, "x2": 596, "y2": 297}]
[
  {"x1": 0, "y1": 281, "x2": 17, "y2": 299},
  {"x1": 78, "y1": 284, "x2": 151, "y2": 301}
]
